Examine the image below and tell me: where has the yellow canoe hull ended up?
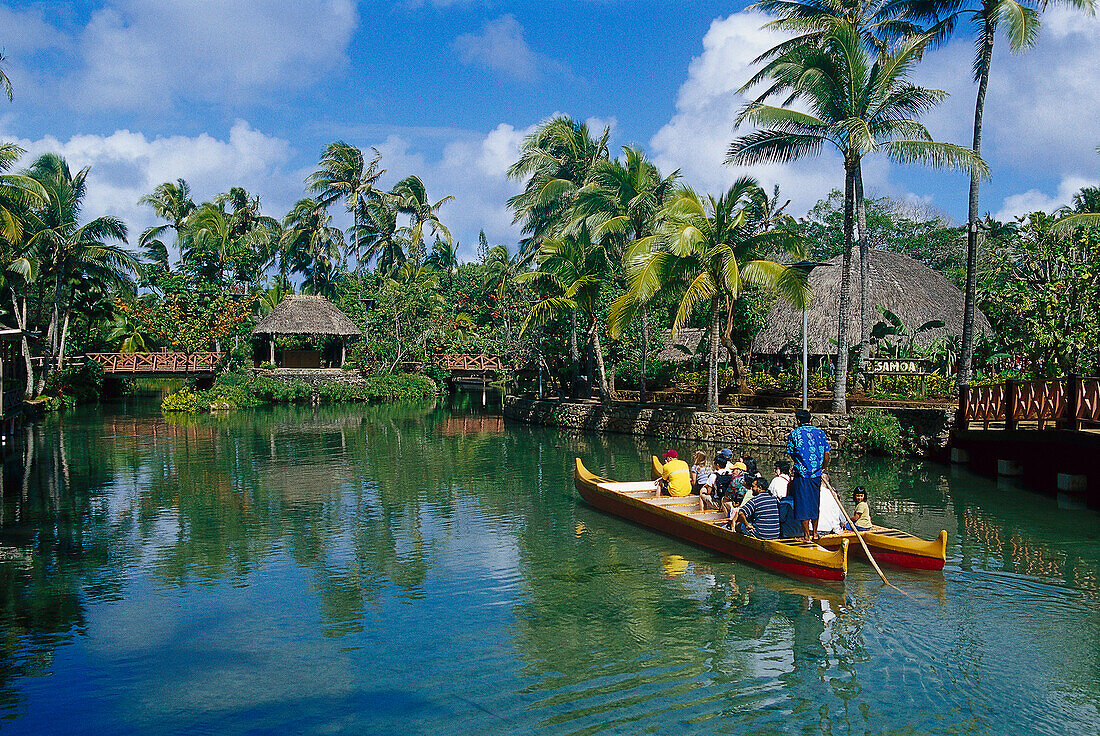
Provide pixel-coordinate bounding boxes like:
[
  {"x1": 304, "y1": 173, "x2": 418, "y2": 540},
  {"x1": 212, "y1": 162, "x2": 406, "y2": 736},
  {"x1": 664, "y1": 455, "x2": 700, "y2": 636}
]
[{"x1": 577, "y1": 458, "x2": 848, "y2": 581}]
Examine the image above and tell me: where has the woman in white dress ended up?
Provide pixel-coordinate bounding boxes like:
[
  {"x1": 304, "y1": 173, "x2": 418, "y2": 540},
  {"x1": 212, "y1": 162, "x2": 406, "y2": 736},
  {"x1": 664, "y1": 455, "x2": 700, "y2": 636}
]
[{"x1": 816, "y1": 473, "x2": 845, "y2": 535}]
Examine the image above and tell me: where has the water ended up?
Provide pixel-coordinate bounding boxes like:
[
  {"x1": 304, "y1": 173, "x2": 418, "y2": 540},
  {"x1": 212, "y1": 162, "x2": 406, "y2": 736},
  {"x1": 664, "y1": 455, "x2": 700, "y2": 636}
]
[{"x1": 0, "y1": 395, "x2": 1097, "y2": 735}]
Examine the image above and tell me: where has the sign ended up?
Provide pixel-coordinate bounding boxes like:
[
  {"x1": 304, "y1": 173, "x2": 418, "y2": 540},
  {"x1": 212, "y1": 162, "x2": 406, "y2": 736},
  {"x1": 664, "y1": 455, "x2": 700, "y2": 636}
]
[{"x1": 867, "y1": 358, "x2": 931, "y2": 375}]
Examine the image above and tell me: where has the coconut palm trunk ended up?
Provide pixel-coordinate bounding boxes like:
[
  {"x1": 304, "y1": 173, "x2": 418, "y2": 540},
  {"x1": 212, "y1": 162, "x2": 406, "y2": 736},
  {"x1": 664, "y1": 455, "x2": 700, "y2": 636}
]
[
  {"x1": 707, "y1": 296, "x2": 721, "y2": 412},
  {"x1": 855, "y1": 161, "x2": 870, "y2": 383},
  {"x1": 833, "y1": 161, "x2": 857, "y2": 413},
  {"x1": 569, "y1": 311, "x2": 580, "y2": 397},
  {"x1": 11, "y1": 291, "x2": 34, "y2": 397},
  {"x1": 589, "y1": 318, "x2": 610, "y2": 404},
  {"x1": 639, "y1": 307, "x2": 649, "y2": 403},
  {"x1": 959, "y1": 28, "x2": 995, "y2": 392}
]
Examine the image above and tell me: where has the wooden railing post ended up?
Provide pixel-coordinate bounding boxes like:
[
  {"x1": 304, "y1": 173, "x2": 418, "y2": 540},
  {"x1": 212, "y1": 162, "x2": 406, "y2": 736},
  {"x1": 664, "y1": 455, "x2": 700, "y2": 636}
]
[
  {"x1": 1065, "y1": 373, "x2": 1082, "y2": 431},
  {"x1": 1005, "y1": 379, "x2": 1019, "y2": 432}
]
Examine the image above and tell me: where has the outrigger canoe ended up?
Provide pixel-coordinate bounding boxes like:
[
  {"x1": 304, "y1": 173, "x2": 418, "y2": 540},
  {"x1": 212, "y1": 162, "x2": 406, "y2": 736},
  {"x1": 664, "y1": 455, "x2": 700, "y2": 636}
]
[
  {"x1": 647, "y1": 455, "x2": 947, "y2": 571},
  {"x1": 575, "y1": 458, "x2": 849, "y2": 581}
]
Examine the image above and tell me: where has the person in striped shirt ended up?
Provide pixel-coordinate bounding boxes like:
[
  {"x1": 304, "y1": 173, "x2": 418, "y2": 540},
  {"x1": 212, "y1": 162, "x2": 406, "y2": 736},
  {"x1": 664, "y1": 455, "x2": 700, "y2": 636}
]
[{"x1": 730, "y1": 477, "x2": 781, "y2": 540}]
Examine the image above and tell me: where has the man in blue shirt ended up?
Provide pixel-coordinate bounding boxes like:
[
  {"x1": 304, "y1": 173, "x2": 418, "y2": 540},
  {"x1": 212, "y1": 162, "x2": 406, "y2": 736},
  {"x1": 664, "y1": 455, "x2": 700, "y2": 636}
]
[{"x1": 786, "y1": 409, "x2": 831, "y2": 541}]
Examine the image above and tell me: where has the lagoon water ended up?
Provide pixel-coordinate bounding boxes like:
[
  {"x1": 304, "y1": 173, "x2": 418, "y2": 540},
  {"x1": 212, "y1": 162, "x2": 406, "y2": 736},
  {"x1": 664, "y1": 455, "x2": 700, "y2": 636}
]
[{"x1": 0, "y1": 395, "x2": 1097, "y2": 735}]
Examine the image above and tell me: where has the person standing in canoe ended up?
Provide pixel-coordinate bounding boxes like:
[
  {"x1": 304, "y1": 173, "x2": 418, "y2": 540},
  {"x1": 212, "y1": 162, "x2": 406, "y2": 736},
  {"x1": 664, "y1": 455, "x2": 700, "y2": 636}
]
[
  {"x1": 656, "y1": 450, "x2": 692, "y2": 497},
  {"x1": 786, "y1": 409, "x2": 831, "y2": 542}
]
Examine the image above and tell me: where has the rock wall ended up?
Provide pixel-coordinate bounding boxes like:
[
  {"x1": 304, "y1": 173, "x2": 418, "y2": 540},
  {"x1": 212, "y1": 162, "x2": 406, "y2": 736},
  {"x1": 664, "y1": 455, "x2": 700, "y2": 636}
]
[
  {"x1": 504, "y1": 397, "x2": 955, "y2": 457},
  {"x1": 254, "y1": 368, "x2": 369, "y2": 389},
  {"x1": 504, "y1": 396, "x2": 849, "y2": 449}
]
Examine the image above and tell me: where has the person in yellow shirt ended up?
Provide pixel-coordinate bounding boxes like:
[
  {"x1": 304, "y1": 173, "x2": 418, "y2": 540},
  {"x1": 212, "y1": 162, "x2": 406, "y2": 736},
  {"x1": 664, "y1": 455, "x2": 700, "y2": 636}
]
[{"x1": 657, "y1": 450, "x2": 692, "y2": 497}]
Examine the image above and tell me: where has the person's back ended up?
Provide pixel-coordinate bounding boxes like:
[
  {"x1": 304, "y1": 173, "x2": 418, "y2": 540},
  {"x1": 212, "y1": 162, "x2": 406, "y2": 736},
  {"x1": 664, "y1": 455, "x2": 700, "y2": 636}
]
[
  {"x1": 817, "y1": 480, "x2": 845, "y2": 535},
  {"x1": 778, "y1": 498, "x2": 802, "y2": 539},
  {"x1": 662, "y1": 457, "x2": 692, "y2": 497},
  {"x1": 738, "y1": 490, "x2": 781, "y2": 540}
]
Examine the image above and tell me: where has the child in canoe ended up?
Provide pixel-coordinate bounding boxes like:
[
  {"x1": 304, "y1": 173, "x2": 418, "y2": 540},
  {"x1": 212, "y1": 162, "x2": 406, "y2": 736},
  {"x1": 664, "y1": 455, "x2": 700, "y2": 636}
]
[{"x1": 842, "y1": 486, "x2": 873, "y2": 531}]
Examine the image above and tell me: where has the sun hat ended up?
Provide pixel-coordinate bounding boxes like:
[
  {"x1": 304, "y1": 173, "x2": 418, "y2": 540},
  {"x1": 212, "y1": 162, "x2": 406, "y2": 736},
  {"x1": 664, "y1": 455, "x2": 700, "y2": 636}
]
[
  {"x1": 732, "y1": 461, "x2": 747, "y2": 472},
  {"x1": 662, "y1": 449, "x2": 679, "y2": 459}
]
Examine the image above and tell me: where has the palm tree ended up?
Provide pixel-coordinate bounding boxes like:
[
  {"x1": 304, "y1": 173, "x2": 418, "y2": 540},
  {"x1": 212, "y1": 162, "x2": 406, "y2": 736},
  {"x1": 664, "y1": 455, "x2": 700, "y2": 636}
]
[
  {"x1": 280, "y1": 198, "x2": 344, "y2": 287},
  {"x1": 358, "y1": 196, "x2": 405, "y2": 275},
  {"x1": 570, "y1": 147, "x2": 680, "y2": 402},
  {"x1": 138, "y1": 178, "x2": 196, "y2": 268},
  {"x1": 0, "y1": 52, "x2": 14, "y2": 102},
  {"x1": 900, "y1": 0, "x2": 1094, "y2": 390},
  {"x1": 508, "y1": 115, "x2": 611, "y2": 260},
  {"x1": 24, "y1": 154, "x2": 135, "y2": 377},
  {"x1": 425, "y1": 239, "x2": 460, "y2": 274},
  {"x1": 517, "y1": 227, "x2": 613, "y2": 403},
  {"x1": 307, "y1": 142, "x2": 384, "y2": 274},
  {"x1": 0, "y1": 144, "x2": 47, "y2": 245},
  {"x1": 1052, "y1": 151, "x2": 1100, "y2": 232},
  {"x1": 484, "y1": 244, "x2": 523, "y2": 344},
  {"x1": 391, "y1": 175, "x2": 453, "y2": 267},
  {"x1": 728, "y1": 27, "x2": 985, "y2": 411},
  {"x1": 611, "y1": 179, "x2": 808, "y2": 411}
]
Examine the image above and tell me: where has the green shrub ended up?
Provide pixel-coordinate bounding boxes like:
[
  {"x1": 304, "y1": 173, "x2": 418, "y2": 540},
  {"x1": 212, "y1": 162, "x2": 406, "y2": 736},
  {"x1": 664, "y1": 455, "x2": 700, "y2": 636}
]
[
  {"x1": 360, "y1": 374, "x2": 438, "y2": 401},
  {"x1": 162, "y1": 388, "x2": 202, "y2": 413},
  {"x1": 847, "y1": 408, "x2": 903, "y2": 455},
  {"x1": 615, "y1": 359, "x2": 673, "y2": 390},
  {"x1": 43, "y1": 360, "x2": 105, "y2": 405},
  {"x1": 258, "y1": 362, "x2": 276, "y2": 370}
]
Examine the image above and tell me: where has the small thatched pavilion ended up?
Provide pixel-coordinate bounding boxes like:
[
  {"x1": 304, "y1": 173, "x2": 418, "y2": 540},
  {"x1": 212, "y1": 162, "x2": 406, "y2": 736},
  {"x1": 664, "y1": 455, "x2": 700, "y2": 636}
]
[
  {"x1": 656, "y1": 328, "x2": 733, "y2": 364},
  {"x1": 753, "y1": 249, "x2": 991, "y2": 357},
  {"x1": 252, "y1": 295, "x2": 362, "y2": 368}
]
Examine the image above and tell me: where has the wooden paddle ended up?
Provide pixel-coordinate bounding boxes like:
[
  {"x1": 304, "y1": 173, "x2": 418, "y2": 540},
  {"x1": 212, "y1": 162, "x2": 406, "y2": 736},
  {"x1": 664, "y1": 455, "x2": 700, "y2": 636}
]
[{"x1": 824, "y1": 479, "x2": 895, "y2": 589}]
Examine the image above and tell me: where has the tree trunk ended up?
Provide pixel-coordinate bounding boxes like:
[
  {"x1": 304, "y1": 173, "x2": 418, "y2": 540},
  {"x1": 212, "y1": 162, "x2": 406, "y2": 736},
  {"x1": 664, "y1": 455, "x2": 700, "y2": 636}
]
[
  {"x1": 707, "y1": 297, "x2": 721, "y2": 412},
  {"x1": 639, "y1": 306, "x2": 649, "y2": 403},
  {"x1": 958, "y1": 27, "x2": 995, "y2": 395},
  {"x1": 11, "y1": 291, "x2": 34, "y2": 398},
  {"x1": 589, "y1": 318, "x2": 610, "y2": 404},
  {"x1": 57, "y1": 307, "x2": 71, "y2": 369},
  {"x1": 569, "y1": 311, "x2": 580, "y2": 398},
  {"x1": 833, "y1": 160, "x2": 857, "y2": 414},
  {"x1": 855, "y1": 160, "x2": 870, "y2": 384}
]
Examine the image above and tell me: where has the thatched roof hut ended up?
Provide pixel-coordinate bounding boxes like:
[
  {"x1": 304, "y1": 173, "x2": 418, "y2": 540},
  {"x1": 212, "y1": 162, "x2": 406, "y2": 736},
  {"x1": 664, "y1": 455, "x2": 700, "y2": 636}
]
[
  {"x1": 252, "y1": 295, "x2": 361, "y2": 368},
  {"x1": 252, "y1": 295, "x2": 361, "y2": 338},
  {"x1": 752, "y1": 249, "x2": 991, "y2": 355},
  {"x1": 656, "y1": 328, "x2": 732, "y2": 364}
]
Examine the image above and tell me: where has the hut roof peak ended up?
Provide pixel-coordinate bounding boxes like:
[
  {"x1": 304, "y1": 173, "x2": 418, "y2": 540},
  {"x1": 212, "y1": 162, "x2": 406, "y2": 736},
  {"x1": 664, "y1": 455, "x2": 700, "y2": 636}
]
[{"x1": 252, "y1": 294, "x2": 362, "y2": 337}]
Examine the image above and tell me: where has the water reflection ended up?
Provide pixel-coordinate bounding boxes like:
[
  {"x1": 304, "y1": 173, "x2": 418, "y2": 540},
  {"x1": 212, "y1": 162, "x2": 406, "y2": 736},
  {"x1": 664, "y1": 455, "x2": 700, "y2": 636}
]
[{"x1": 0, "y1": 398, "x2": 1094, "y2": 734}]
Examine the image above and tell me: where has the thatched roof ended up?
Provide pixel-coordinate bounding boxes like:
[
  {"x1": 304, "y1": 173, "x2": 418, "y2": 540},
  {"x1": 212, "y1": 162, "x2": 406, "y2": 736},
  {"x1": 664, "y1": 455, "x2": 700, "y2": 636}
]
[
  {"x1": 657, "y1": 328, "x2": 733, "y2": 363},
  {"x1": 252, "y1": 295, "x2": 362, "y2": 337},
  {"x1": 753, "y1": 249, "x2": 991, "y2": 355}
]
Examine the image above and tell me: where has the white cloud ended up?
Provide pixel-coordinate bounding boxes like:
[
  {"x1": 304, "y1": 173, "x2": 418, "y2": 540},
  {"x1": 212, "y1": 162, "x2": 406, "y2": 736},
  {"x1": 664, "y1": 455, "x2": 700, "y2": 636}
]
[
  {"x1": 5, "y1": 121, "x2": 303, "y2": 249},
  {"x1": 650, "y1": 12, "x2": 845, "y2": 214},
  {"x1": 452, "y1": 14, "x2": 568, "y2": 83},
  {"x1": 371, "y1": 123, "x2": 533, "y2": 258},
  {"x1": 70, "y1": 0, "x2": 358, "y2": 110},
  {"x1": 453, "y1": 15, "x2": 538, "y2": 80},
  {"x1": 916, "y1": 6, "x2": 1100, "y2": 184},
  {"x1": 994, "y1": 175, "x2": 1099, "y2": 222}
]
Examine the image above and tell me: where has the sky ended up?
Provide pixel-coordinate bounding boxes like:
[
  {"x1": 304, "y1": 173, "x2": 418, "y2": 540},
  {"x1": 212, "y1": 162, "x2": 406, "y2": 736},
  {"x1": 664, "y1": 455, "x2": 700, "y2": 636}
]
[{"x1": 1, "y1": 0, "x2": 1099, "y2": 262}]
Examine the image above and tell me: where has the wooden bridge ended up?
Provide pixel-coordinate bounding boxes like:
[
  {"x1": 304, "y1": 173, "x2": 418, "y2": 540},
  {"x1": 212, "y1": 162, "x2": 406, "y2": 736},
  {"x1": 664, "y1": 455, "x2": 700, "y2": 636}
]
[
  {"x1": 954, "y1": 375, "x2": 1100, "y2": 508},
  {"x1": 434, "y1": 354, "x2": 505, "y2": 384},
  {"x1": 85, "y1": 352, "x2": 224, "y2": 375}
]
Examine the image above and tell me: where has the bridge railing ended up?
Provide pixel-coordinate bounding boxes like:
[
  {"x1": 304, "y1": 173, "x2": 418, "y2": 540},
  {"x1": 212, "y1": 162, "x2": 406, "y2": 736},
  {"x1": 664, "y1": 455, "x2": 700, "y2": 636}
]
[
  {"x1": 434, "y1": 354, "x2": 505, "y2": 372},
  {"x1": 85, "y1": 352, "x2": 224, "y2": 374},
  {"x1": 959, "y1": 374, "x2": 1100, "y2": 430}
]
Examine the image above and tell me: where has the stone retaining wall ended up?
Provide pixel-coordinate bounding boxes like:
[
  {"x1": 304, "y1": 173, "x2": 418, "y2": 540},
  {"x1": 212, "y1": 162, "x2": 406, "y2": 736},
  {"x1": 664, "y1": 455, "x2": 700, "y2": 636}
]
[
  {"x1": 254, "y1": 368, "x2": 369, "y2": 389},
  {"x1": 504, "y1": 396, "x2": 849, "y2": 449},
  {"x1": 503, "y1": 397, "x2": 954, "y2": 457}
]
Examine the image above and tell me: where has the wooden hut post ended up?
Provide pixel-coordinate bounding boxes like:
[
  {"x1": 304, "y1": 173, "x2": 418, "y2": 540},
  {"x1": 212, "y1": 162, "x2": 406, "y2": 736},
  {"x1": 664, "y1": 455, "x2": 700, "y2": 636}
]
[
  {"x1": 269, "y1": 338, "x2": 275, "y2": 365},
  {"x1": 339, "y1": 341, "x2": 346, "y2": 368}
]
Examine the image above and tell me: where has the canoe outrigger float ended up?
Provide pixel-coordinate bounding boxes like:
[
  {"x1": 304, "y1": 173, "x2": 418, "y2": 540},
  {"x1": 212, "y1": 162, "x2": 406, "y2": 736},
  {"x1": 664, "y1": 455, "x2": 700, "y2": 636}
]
[
  {"x1": 641, "y1": 456, "x2": 946, "y2": 571},
  {"x1": 575, "y1": 457, "x2": 849, "y2": 581}
]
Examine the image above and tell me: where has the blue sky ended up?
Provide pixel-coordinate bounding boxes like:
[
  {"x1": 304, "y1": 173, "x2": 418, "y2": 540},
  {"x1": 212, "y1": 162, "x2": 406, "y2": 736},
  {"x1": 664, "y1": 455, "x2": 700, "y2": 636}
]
[{"x1": 2, "y1": 0, "x2": 1099, "y2": 261}]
